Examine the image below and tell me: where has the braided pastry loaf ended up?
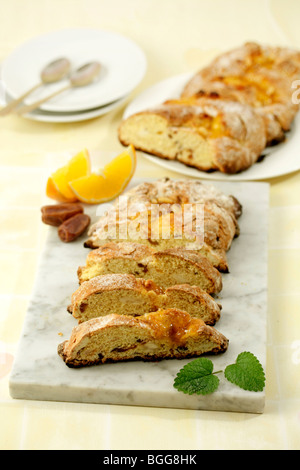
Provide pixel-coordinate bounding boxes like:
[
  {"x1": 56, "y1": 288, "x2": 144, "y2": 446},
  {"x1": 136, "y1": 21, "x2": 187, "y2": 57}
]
[
  {"x1": 119, "y1": 96, "x2": 266, "y2": 174},
  {"x1": 119, "y1": 42, "x2": 300, "y2": 173}
]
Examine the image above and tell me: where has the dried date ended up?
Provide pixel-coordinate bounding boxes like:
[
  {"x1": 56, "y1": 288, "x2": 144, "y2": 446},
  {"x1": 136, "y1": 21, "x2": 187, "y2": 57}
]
[
  {"x1": 41, "y1": 203, "x2": 83, "y2": 226},
  {"x1": 58, "y1": 213, "x2": 91, "y2": 243}
]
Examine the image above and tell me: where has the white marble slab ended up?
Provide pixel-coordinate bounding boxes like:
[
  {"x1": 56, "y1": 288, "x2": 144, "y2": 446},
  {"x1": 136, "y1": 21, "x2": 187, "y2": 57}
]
[{"x1": 9, "y1": 179, "x2": 269, "y2": 413}]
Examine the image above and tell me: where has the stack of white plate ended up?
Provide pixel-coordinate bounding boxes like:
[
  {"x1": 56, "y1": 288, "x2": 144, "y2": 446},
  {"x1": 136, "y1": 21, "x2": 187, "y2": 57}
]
[{"x1": 0, "y1": 28, "x2": 147, "y2": 123}]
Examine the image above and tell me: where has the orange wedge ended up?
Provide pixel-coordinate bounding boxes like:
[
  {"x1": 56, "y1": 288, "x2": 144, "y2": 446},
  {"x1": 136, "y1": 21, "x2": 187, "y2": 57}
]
[
  {"x1": 46, "y1": 177, "x2": 71, "y2": 202},
  {"x1": 46, "y1": 148, "x2": 91, "y2": 202},
  {"x1": 69, "y1": 145, "x2": 136, "y2": 204}
]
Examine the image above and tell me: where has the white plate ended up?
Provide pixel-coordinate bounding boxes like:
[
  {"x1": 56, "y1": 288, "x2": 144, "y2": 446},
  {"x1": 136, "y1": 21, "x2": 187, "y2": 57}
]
[
  {"x1": 2, "y1": 90, "x2": 128, "y2": 123},
  {"x1": 123, "y1": 73, "x2": 300, "y2": 181},
  {"x1": 1, "y1": 28, "x2": 147, "y2": 113}
]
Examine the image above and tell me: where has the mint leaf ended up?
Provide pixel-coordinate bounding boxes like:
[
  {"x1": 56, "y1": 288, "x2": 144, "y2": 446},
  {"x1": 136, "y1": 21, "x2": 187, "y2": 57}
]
[
  {"x1": 173, "y1": 357, "x2": 220, "y2": 395},
  {"x1": 224, "y1": 351, "x2": 265, "y2": 392}
]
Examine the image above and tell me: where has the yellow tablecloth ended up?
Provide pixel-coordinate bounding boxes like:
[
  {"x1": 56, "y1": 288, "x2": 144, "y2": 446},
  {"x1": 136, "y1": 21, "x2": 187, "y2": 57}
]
[{"x1": 0, "y1": 0, "x2": 300, "y2": 450}]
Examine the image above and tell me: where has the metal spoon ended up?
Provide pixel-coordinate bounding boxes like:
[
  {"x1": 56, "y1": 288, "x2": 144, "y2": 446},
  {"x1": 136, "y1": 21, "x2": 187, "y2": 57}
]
[
  {"x1": 15, "y1": 61, "x2": 102, "y2": 116},
  {"x1": 0, "y1": 57, "x2": 71, "y2": 116}
]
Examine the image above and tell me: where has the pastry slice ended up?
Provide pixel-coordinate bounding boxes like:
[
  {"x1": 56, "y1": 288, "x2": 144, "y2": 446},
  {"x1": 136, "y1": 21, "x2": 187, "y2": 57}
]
[
  {"x1": 85, "y1": 224, "x2": 230, "y2": 273},
  {"x1": 118, "y1": 97, "x2": 266, "y2": 174},
  {"x1": 77, "y1": 242, "x2": 223, "y2": 294},
  {"x1": 58, "y1": 308, "x2": 229, "y2": 367},
  {"x1": 85, "y1": 220, "x2": 230, "y2": 272},
  {"x1": 68, "y1": 273, "x2": 222, "y2": 325}
]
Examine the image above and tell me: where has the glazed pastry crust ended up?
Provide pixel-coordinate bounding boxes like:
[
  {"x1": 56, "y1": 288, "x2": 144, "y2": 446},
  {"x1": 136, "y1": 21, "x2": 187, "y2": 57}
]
[
  {"x1": 182, "y1": 42, "x2": 300, "y2": 95},
  {"x1": 58, "y1": 309, "x2": 229, "y2": 368},
  {"x1": 181, "y1": 42, "x2": 300, "y2": 144}
]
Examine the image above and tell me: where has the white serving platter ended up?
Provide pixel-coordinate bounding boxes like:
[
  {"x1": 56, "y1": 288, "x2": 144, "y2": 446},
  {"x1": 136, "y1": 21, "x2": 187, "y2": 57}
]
[{"x1": 9, "y1": 178, "x2": 269, "y2": 413}]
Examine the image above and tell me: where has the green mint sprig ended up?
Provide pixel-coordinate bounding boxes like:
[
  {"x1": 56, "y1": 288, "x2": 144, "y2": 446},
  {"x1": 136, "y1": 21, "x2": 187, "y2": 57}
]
[{"x1": 173, "y1": 351, "x2": 265, "y2": 396}]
